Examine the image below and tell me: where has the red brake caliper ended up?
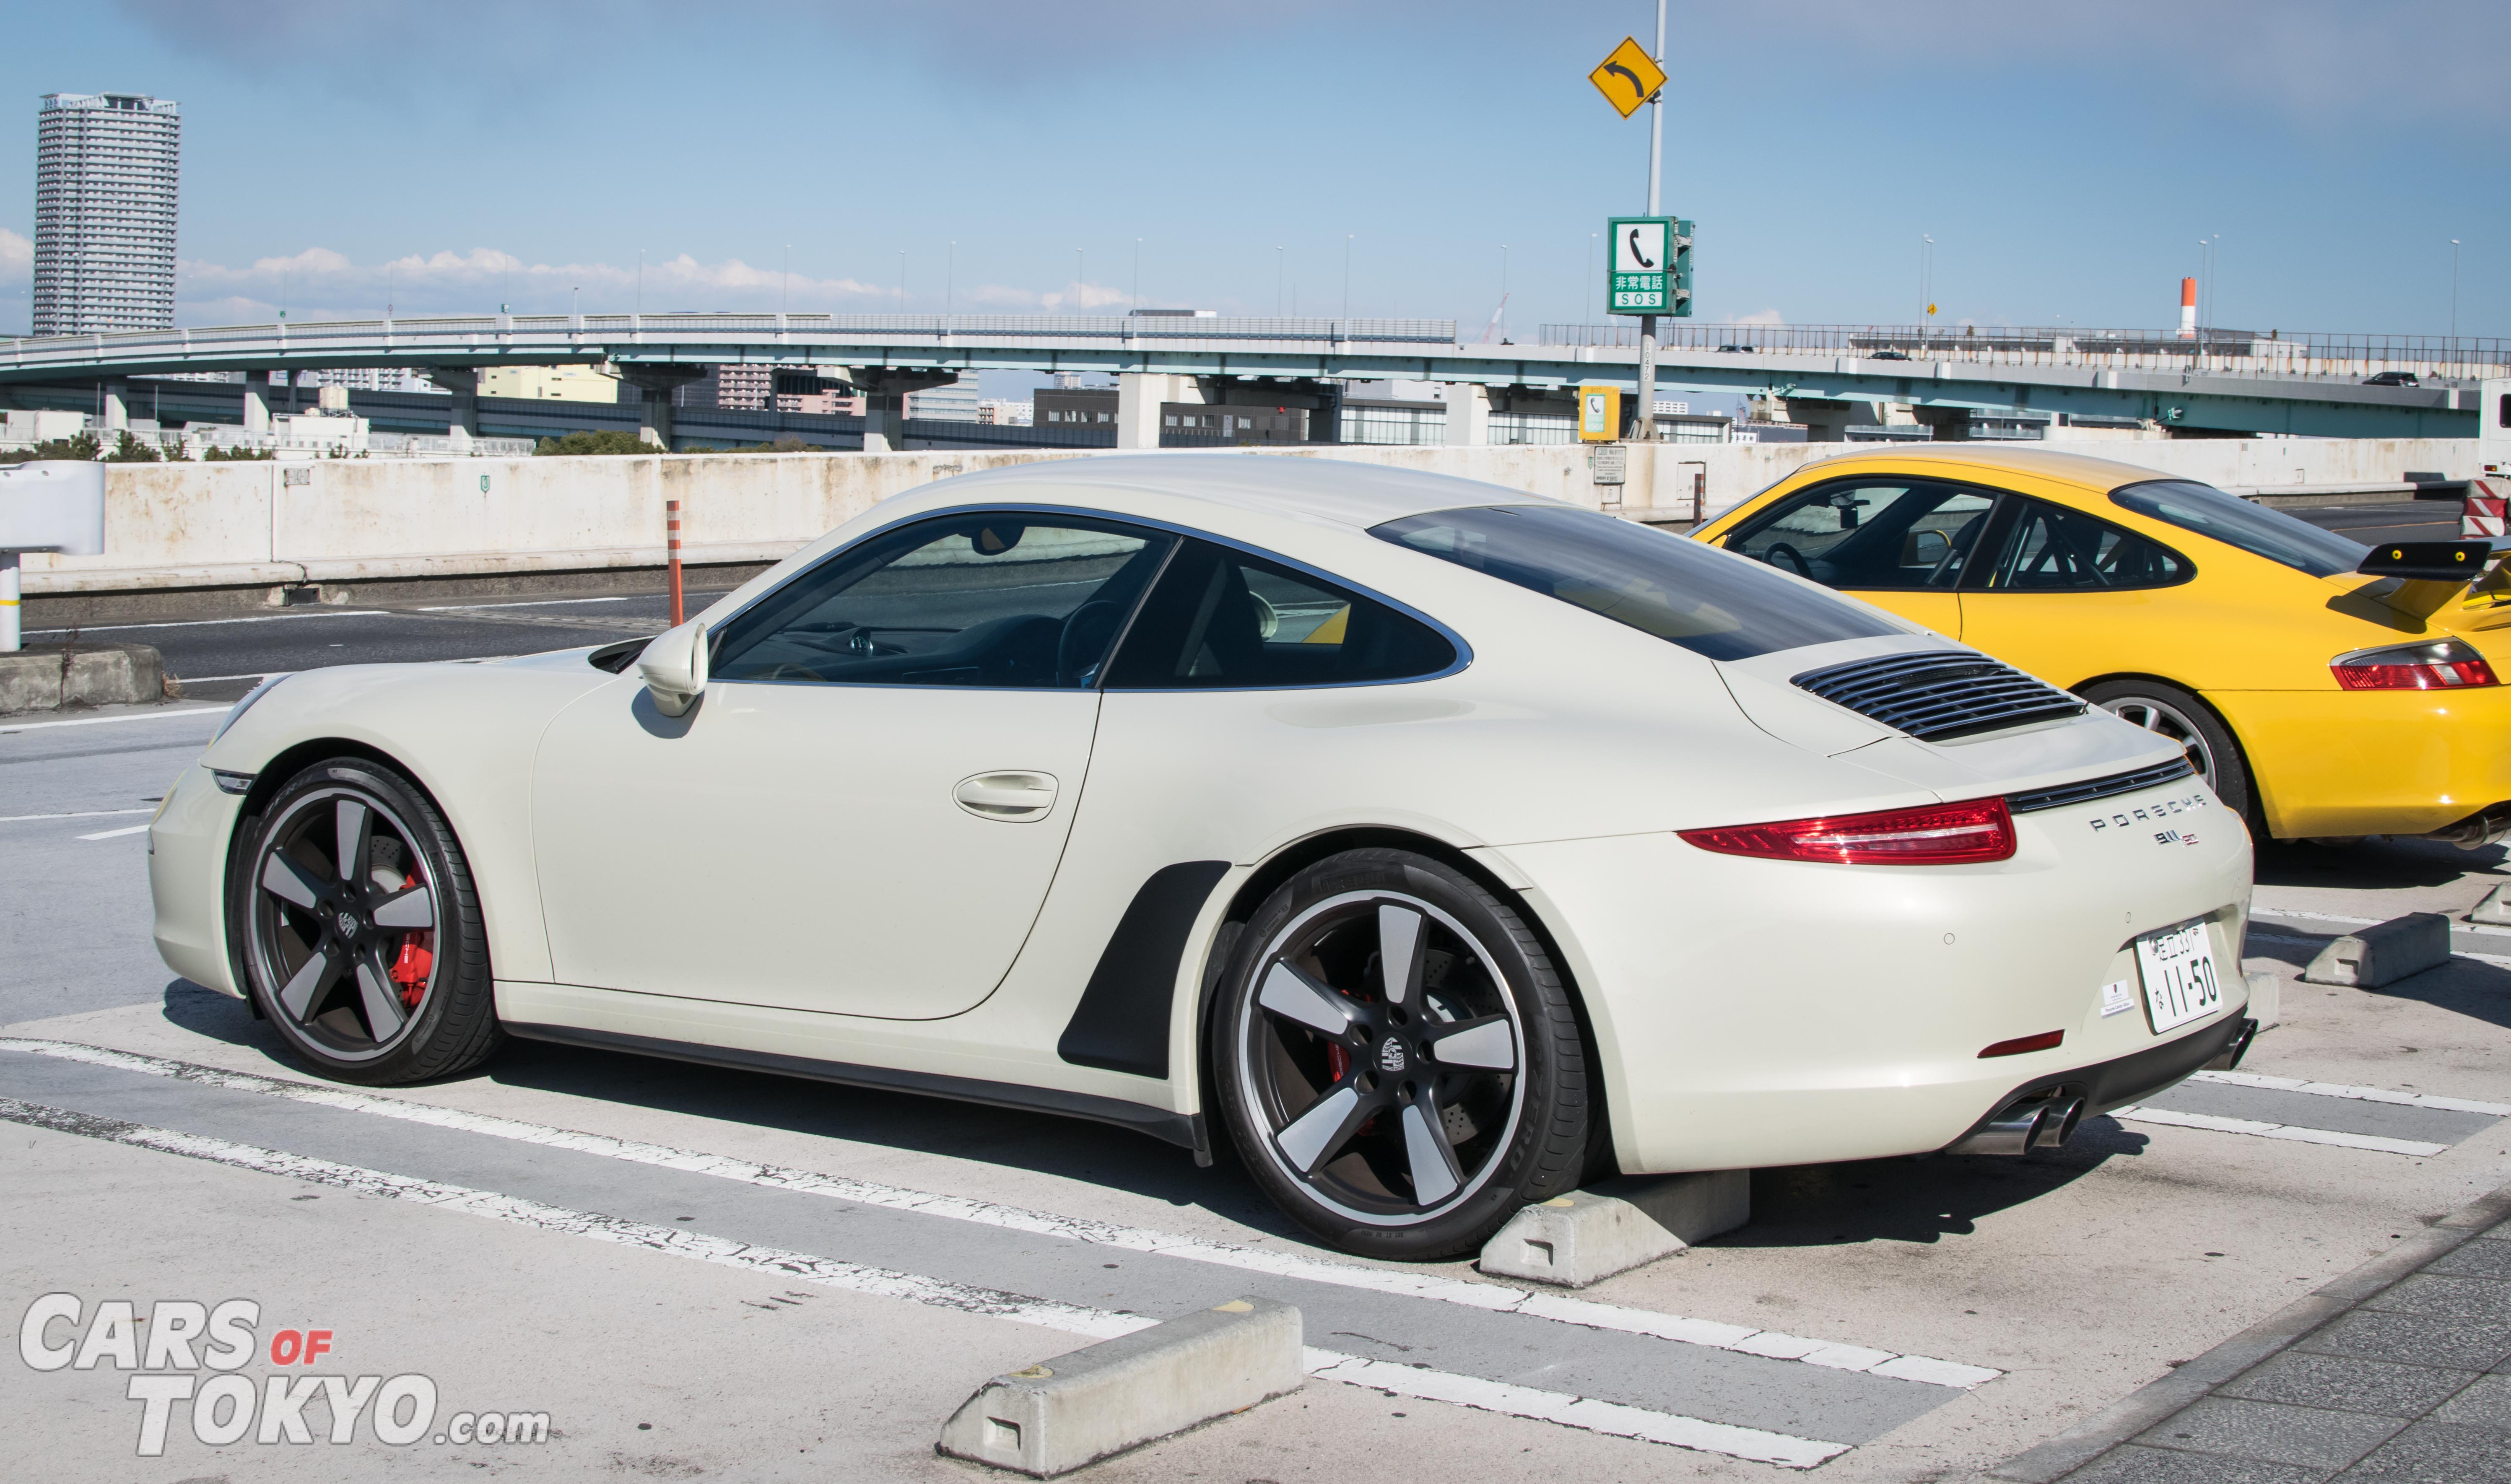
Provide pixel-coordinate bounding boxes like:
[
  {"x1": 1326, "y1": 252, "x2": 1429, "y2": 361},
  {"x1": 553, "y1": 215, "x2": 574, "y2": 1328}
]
[{"x1": 386, "y1": 872, "x2": 434, "y2": 1007}]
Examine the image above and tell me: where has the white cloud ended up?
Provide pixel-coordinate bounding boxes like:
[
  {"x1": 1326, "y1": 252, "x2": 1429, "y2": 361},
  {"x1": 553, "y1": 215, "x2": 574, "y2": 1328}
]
[
  {"x1": 168, "y1": 247, "x2": 1150, "y2": 322},
  {"x1": 0, "y1": 228, "x2": 29, "y2": 275},
  {"x1": 1727, "y1": 309, "x2": 1787, "y2": 326}
]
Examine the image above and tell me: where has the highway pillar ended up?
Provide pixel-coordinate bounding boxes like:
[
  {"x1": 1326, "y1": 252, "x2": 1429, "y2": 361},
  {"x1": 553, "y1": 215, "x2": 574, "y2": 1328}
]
[
  {"x1": 1441, "y1": 383, "x2": 1492, "y2": 446},
  {"x1": 615, "y1": 366, "x2": 705, "y2": 451},
  {"x1": 428, "y1": 367, "x2": 482, "y2": 446},
  {"x1": 241, "y1": 379, "x2": 271, "y2": 434},
  {"x1": 100, "y1": 379, "x2": 130, "y2": 432},
  {"x1": 861, "y1": 392, "x2": 904, "y2": 452},
  {"x1": 1116, "y1": 373, "x2": 1194, "y2": 449}
]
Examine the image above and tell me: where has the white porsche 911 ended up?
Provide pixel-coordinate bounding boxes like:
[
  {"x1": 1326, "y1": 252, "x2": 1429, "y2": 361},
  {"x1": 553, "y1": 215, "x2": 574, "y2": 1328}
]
[{"x1": 150, "y1": 455, "x2": 2255, "y2": 1258}]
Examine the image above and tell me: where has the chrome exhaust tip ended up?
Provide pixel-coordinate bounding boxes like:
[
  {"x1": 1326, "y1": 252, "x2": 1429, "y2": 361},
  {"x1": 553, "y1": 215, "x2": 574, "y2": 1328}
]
[
  {"x1": 1948, "y1": 1096, "x2": 2056, "y2": 1157},
  {"x1": 2030, "y1": 1095, "x2": 2087, "y2": 1150}
]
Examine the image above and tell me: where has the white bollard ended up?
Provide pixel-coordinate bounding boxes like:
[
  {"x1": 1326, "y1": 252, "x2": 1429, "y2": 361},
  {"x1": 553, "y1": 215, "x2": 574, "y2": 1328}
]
[{"x1": 0, "y1": 550, "x2": 18, "y2": 652}]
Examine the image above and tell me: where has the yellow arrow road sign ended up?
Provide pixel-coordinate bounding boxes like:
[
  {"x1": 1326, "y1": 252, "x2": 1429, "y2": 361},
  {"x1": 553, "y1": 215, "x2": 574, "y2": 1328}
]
[{"x1": 1589, "y1": 36, "x2": 1665, "y2": 118}]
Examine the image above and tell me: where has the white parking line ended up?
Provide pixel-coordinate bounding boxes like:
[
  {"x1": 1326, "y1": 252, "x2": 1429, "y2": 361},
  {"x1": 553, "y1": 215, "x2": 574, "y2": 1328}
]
[
  {"x1": 413, "y1": 596, "x2": 640, "y2": 611},
  {"x1": 2189, "y1": 1069, "x2": 2511, "y2": 1118},
  {"x1": 27, "y1": 610, "x2": 385, "y2": 635},
  {"x1": 0, "y1": 1037, "x2": 1999, "y2": 1390},
  {"x1": 2246, "y1": 925, "x2": 2511, "y2": 970},
  {"x1": 0, "y1": 1095, "x2": 1851, "y2": 1470},
  {"x1": 0, "y1": 807, "x2": 154, "y2": 824},
  {"x1": 2251, "y1": 904, "x2": 2511, "y2": 942},
  {"x1": 74, "y1": 824, "x2": 151, "y2": 841},
  {"x1": 2109, "y1": 1104, "x2": 2450, "y2": 1158},
  {"x1": 178, "y1": 669, "x2": 298, "y2": 684},
  {"x1": 0, "y1": 706, "x2": 228, "y2": 734}
]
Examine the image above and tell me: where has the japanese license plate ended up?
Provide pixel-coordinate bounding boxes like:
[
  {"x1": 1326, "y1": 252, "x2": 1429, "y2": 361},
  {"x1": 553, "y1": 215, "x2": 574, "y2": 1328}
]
[{"x1": 2134, "y1": 920, "x2": 2223, "y2": 1033}]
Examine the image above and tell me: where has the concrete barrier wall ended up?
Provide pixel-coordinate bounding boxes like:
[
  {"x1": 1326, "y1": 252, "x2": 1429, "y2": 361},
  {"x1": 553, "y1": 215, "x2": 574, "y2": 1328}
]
[{"x1": 19, "y1": 436, "x2": 2480, "y2": 597}]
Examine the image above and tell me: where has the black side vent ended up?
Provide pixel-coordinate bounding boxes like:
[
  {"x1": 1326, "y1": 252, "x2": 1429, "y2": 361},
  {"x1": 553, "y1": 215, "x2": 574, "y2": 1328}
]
[
  {"x1": 2005, "y1": 757, "x2": 2197, "y2": 815},
  {"x1": 1791, "y1": 650, "x2": 2086, "y2": 742}
]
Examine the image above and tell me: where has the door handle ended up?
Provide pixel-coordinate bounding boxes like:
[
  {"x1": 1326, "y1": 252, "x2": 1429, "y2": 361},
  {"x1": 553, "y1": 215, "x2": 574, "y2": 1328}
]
[{"x1": 953, "y1": 771, "x2": 1057, "y2": 822}]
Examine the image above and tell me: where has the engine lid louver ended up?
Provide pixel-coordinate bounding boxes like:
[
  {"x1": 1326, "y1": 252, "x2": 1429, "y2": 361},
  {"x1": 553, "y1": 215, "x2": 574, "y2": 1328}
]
[{"x1": 1790, "y1": 650, "x2": 2086, "y2": 742}]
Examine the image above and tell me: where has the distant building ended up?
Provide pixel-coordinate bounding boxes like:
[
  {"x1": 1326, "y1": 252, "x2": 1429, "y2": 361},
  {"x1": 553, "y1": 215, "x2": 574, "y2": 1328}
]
[
  {"x1": 675, "y1": 364, "x2": 774, "y2": 411},
  {"x1": 772, "y1": 370, "x2": 862, "y2": 416},
  {"x1": 907, "y1": 376, "x2": 981, "y2": 422},
  {"x1": 308, "y1": 367, "x2": 435, "y2": 394},
  {"x1": 1036, "y1": 387, "x2": 1119, "y2": 429},
  {"x1": 977, "y1": 399, "x2": 1031, "y2": 426},
  {"x1": 32, "y1": 92, "x2": 181, "y2": 336},
  {"x1": 480, "y1": 364, "x2": 622, "y2": 402}
]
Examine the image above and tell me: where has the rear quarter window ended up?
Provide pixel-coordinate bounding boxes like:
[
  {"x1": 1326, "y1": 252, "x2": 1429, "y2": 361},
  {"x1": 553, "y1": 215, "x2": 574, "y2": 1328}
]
[{"x1": 1372, "y1": 503, "x2": 1899, "y2": 662}]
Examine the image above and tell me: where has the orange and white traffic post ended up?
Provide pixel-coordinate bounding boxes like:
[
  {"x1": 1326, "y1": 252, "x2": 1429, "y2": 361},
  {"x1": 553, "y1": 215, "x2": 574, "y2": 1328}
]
[
  {"x1": 2463, "y1": 479, "x2": 2506, "y2": 540},
  {"x1": 666, "y1": 499, "x2": 685, "y2": 626}
]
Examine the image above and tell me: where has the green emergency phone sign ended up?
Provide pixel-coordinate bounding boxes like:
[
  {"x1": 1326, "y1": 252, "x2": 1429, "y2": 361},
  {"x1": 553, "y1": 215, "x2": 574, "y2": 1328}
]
[{"x1": 1606, "y1": 216, "x2": 1692, "y2": 317}]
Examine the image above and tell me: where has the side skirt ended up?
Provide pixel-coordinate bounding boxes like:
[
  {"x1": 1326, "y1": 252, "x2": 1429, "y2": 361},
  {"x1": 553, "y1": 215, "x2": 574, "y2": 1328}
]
[{"x1": 504, "y1": 1020, "x2": 1210, "y2": 1160}]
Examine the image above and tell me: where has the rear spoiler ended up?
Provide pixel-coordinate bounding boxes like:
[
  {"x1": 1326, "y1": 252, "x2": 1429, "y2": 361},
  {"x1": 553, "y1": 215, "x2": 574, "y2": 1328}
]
[{"x1": 2354, "y1": 540, "x2": 2508, "y2": 582}]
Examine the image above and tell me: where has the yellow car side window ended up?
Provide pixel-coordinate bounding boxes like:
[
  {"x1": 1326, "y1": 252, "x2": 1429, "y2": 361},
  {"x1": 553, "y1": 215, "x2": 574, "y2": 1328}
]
[{"x1": 1985, "y1": 500, "x2": 2189, "y2": 591}]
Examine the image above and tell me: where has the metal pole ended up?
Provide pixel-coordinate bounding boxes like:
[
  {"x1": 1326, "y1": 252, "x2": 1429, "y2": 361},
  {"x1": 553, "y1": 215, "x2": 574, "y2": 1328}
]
[
  {"x1": 0, "y1": 551, "x2": 19, "y2": 652},
  {"x1": 666, "y1": 500, "x2": 685, "y2": 628},
  {"x1": 1635, "y1": 0, "x2": 1664, "y2": 441}
]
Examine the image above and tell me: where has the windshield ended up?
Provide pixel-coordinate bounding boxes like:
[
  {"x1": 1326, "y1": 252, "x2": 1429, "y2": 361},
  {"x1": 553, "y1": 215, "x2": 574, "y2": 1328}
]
[
  {"x1": 2110, "y1": 479, "x2": 2366, "y2": 578},
  {"x1": 1371, "y1": 503, "x2": 1900, "y2": 661}
]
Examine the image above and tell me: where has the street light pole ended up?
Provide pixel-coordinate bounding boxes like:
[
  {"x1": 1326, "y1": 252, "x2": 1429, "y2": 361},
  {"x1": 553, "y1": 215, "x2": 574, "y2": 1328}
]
[
  {"x1": 2451, "y1": 239, "x2": 2462, "y2": 344},
  {"x1": 1634, "y1": 0, "x2": 1665, "y2": 441}
]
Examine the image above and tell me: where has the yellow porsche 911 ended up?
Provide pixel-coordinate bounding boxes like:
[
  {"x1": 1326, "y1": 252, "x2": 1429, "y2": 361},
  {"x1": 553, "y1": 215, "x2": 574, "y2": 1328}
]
[{"x1": 1694, "y1": 446, "x2": 2511, "y2": 844}]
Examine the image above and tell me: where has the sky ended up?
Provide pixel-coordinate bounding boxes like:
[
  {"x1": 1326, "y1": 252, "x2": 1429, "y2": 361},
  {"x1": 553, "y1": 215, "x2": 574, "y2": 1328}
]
[{"x1": 0, "y1": 0, "x2": 2501, "y2": 347}]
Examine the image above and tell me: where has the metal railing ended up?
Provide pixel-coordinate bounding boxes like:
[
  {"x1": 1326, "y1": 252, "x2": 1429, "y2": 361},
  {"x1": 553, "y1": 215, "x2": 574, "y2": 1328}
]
[{"x1": 1536, "y1": 322, "x2": 2511, "y2": 381}]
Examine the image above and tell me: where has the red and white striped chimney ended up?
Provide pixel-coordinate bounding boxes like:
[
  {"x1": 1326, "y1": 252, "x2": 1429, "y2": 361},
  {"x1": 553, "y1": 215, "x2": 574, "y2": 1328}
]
[{"x1": 2178, "y1": 277, "x2": 2197, "y2": 340}]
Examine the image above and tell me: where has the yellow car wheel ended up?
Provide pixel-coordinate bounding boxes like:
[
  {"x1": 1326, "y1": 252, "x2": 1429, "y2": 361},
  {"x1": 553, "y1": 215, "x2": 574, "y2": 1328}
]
[{"x1": 2080, "y1": 679, "x2": 2260, "y2": 832}]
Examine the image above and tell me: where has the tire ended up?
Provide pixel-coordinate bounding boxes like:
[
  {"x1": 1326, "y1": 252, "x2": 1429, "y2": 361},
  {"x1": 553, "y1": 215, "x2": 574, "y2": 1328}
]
[
  {"x1": 2078, "y1": 679, "x2": 2262, "y2": 834},
  {"x1": 231, "y1": 758, "x2": 501, "y2": 1085},
  {"x1": 1210, "y1": 848, "x2": 1592, "y2": 1260}
]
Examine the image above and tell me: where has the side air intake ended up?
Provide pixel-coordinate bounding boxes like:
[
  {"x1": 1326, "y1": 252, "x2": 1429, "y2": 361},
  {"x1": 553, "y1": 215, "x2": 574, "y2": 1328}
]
[{"x1": 1791, "y1": 650, "x2": 2085, "y2": 742}]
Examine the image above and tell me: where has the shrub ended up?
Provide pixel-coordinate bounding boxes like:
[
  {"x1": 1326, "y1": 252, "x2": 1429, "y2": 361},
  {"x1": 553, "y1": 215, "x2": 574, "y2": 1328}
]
[
  {"x1": 534, "y1": 430, "x2": 655, "y2": 457},
  {"x1": 104, "y1": 431, "x2": 163, "y2": 462},
  {"x1": 201, "y1": 445, "x2": 275, "y2": 461}
]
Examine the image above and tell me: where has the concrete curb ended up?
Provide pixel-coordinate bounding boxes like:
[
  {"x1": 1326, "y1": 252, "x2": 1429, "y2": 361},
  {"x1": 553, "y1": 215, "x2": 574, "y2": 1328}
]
[
  {"x1": 2469, "y1": 883, "x2": 2511, "y2": 926},
  {"x1": 935, "y1": 1297, "x2": 1302, "y2": 1476},
  {"x1": 2301, "y1": 911, "x2": 2450, "y2": 988},
  {"x1": 1478, "y1": 1171, "x2": 1751, "y2": 1288},
  {"x1": 1979, "y1": 1175, "x2": 2511, "y2": 1483},
  {"x1": 0, "y1": 642, "x2": 163, "y2": 716}
]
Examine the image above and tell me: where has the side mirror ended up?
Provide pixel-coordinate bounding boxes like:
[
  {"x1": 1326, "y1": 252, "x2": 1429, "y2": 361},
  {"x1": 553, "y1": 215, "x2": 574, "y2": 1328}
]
[{"x1": 638, "y1": 619, "x2": 710, "y2": 717}]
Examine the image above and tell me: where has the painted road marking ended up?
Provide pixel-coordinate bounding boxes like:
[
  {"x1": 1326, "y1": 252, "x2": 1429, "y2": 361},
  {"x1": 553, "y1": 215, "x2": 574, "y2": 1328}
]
[
  {"x1": 2251, "y1": 904, "x2": 2511, "y2": 942},
  {"x1": 73, "y1": 824, "x2": 151, "y2": 841},
  {"x1": 0, "y1": 1037, "x2": 1997, "y2": 1390},
  {"x1": 0, "y1": 807, "x2": 155, "y2": 825},
  {"x1": 24, "y1": 610, "x2": 387, "y2": 636},
  {"x1": 0, "y1": 1095, "x2": 1850, "y2": 1469},
  {"x1": 0, "y1": 706, "x2": 227, "y2": 734},
  {"x1": 2109, "y1": 1104, "x2": 2450, "y2": 1158},
  {"x1": 2247, "y1": 925, "x2": 2511, "y2": 971},
  {"x1": 2189, "y1": 1069, "x2": 2511, "y2": 1118}
]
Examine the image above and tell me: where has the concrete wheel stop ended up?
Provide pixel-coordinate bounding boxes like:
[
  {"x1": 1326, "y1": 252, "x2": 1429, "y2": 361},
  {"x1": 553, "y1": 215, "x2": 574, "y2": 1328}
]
[
  {"x1": 936, "y1": 1297, "x2": 1303, "y2": 1476},
  {"x1": 1478, "y1": 1170, "x2": 1750, "y2": 1289},
  {"x1": 2299, "y1": 912, "x2": 2450, "y2": 988},
  {"x1": 2243, "y1": 969, "x2": 2281, "y2": 1030}
]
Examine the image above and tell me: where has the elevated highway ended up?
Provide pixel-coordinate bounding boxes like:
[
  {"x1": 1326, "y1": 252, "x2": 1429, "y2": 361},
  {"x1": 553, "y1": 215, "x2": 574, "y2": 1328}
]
[{"x1": 3, "y1": 312, "x2": 2492, "y2": 444}]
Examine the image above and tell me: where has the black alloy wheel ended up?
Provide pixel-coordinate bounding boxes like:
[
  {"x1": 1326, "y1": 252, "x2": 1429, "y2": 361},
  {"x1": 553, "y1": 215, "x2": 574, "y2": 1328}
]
[
  {"x1": 236, "y1": 759, "x2": 501, "y2": 1084},
  {"x1": 1214, "y1": 848, "x2": 1592, "y2": 1259}
]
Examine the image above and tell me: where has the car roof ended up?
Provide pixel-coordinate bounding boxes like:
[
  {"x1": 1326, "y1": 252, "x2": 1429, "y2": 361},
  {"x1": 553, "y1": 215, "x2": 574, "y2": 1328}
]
[
  {"x1": 1791, "y1": 443, "x2": 2190, "y2": 494},
  {"x1": 927, "y1": 452, "x2": 1547, "y2": 529}
]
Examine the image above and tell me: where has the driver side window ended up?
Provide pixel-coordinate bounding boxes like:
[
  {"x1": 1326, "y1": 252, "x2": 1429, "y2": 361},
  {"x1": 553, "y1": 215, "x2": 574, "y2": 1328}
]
[
  {"x1": 709, "y1": 514, "x2": 1171, "y2": 688},
  {"x1": 1725, "y1": 480, "x2": 1998, "y2": 591}
]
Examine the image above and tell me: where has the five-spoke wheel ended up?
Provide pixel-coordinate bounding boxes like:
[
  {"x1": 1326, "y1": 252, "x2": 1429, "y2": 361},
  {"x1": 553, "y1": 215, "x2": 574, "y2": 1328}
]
[
  {"x1": 1214, "y1": 849, "x2": 1591, "y2": 1258},
  {"x1": 2079, "y1": 678, "x2": 2258, "y2": 830},
  {"x1": 236, "y1": 759, "x2": 500, "y2": 1084}
]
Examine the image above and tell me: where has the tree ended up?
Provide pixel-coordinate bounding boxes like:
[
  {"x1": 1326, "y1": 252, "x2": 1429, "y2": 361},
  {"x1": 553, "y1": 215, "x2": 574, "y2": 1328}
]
[
  {"x1": 104, "y1": 430, "x2": 163, "y2": 463},
  {"x1": 201, "y1": 444, "x2": 274, "y2": 461},
  {"x1": 534, "y1": 431, "x2": 655, "y2": 457},
  {"x1": 0, "y1": 431, "x2": 105, "y2": 464}
]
